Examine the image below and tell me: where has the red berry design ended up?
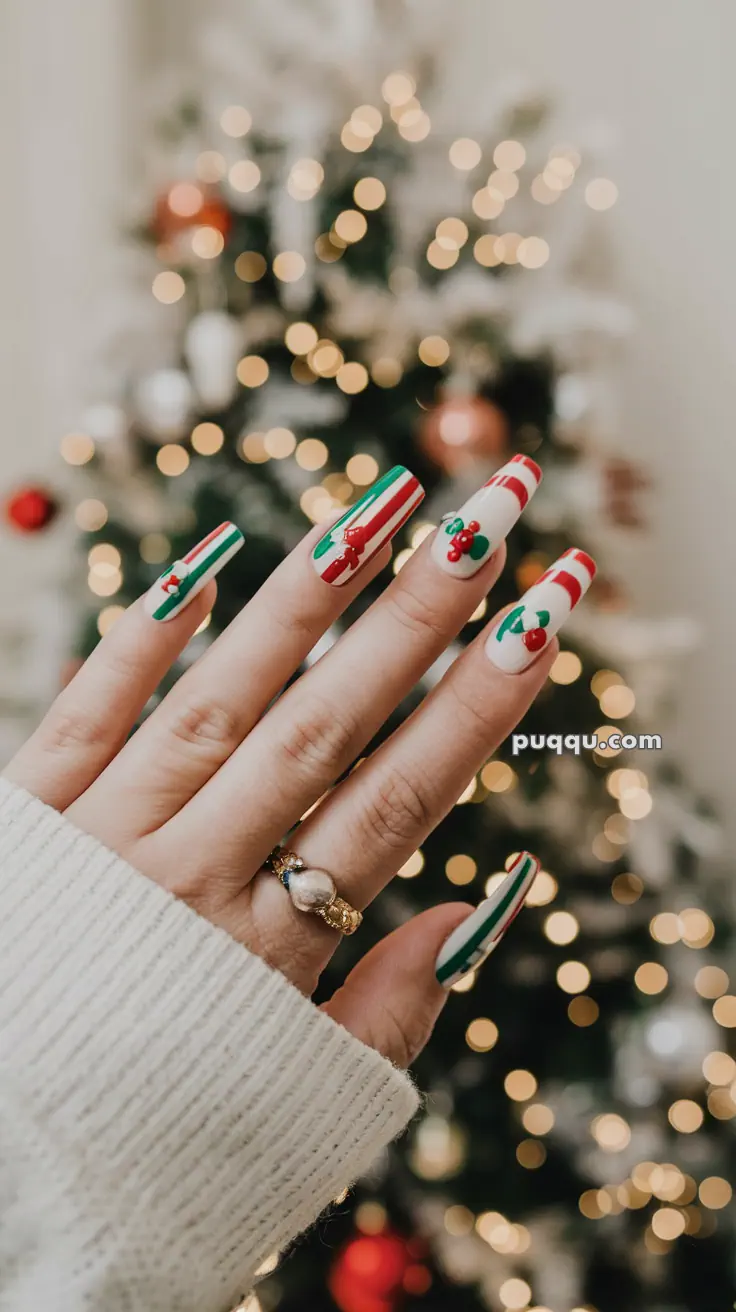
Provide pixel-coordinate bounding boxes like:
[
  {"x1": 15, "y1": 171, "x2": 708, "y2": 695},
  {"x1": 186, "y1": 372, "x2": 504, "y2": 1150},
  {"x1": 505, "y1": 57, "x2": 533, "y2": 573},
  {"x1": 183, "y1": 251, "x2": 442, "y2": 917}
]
[
  {"x1": 522, "y1": 627, "x2": 547, "y2": 652},
  {"x1": 447, "y1": 518, "x2": 482, "y2": 563}
]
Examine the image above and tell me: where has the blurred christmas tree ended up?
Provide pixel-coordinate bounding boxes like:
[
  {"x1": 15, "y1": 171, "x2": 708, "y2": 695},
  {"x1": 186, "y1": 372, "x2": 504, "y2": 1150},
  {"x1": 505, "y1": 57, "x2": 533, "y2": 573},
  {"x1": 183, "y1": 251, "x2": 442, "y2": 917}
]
[{"x1": 47, "y1": 4, "x2": 735, "y2": 1309}]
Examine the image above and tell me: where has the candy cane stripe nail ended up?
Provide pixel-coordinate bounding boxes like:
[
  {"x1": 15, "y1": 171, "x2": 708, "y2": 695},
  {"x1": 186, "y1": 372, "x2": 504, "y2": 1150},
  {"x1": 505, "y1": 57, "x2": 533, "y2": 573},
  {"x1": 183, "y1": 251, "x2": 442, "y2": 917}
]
[
  {"x1": 145, "y1": 521, "x2": 244, "y2": 621},
  {"x1": 485, "y1": 546, "x2": 596, "y2": 673},
  {"x1": 436, "y1": 852, "x2": 539, "y2": 988},
  {"x1": 312, "y1": 465, "x2": 424, "y2": 586},
  {"x1": 431, "y1": 455, "x2": 541, "y2": 579}
]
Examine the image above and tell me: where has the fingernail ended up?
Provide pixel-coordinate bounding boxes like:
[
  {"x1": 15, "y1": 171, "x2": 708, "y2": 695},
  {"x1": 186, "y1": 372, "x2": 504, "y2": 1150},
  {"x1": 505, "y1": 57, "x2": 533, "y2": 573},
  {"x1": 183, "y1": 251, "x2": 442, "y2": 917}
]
[
  {"x1": 145, "y1": 521, "x2": 244, "y2": 621},
  {"x1": 432, "y1": 455, "x2": 542, "y2": 579},
  {"x1": 436, "y1": 851, "x2": 539, "y2": 988},
  {"x1": 311, "y1": 465, "x2": 424, "y2": 586},
  {"x1": 485, "y1": 547, "x2": 596, "y2": 673}
]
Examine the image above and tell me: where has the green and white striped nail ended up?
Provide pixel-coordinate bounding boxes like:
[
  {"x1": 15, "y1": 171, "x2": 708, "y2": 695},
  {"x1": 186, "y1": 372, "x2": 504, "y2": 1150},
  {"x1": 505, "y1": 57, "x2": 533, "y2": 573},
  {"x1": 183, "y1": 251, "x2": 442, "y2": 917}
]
[
  {"x1": 435, "y1": 851, "x2": 539, "y2": 988},
  {"x1": 145, "y1": 521, "x2": 244, "y2": 622}
]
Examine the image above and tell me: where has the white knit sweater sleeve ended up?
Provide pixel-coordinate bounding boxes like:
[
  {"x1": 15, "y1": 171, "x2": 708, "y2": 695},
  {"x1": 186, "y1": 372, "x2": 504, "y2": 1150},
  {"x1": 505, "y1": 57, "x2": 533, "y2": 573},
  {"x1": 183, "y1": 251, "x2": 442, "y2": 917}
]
[{"x1": 0, "y1": 780, "x2": 419, "y2": 1312}]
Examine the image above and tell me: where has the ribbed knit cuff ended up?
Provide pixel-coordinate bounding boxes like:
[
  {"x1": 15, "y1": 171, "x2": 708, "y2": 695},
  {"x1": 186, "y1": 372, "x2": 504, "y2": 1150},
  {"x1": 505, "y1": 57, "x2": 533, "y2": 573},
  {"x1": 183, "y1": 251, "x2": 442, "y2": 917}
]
[{"x1": 0, "y1": 780, "x2": 419, "y2": 1311}]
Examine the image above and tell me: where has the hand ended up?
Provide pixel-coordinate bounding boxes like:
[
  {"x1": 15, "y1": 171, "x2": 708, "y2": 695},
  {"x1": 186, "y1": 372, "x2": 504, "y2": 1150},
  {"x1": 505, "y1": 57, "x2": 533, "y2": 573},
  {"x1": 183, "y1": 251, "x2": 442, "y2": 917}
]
[{"x1": 4, "y1": 465, "x2": 580, "y2": 1069}]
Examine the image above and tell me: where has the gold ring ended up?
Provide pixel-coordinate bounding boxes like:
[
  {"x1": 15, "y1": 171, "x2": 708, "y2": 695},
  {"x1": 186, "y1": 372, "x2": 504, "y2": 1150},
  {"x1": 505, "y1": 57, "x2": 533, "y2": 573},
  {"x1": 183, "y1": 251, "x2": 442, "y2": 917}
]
[{"x1": 265, "y1": 846, "x2": 362, "y2": 935}]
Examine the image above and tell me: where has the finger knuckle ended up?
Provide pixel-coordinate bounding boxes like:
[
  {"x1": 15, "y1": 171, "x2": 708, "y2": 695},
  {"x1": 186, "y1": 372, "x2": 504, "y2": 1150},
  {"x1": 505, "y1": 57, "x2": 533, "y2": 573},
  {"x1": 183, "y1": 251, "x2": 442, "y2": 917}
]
[
  {"x1": 42, "y1": 703, "x2": 108, "y2": 757},
  {"x1": 166, "y1": 697, "x2": 243, "y2": 761},
  {"x1": 446, "y1": 677, "x2": 500, "y2": 741},
  {"x1": 384, "y1": 579, "x2": 449, "y2": 644},
  {"x1": 359, "y1": 764, "x2": 434, "y2": 853},
  {"x1": 279, "y1": 697, "x2": 357, "y2": 778},
  {"x1": 371, "y1": 999, "x2": 428, "y2": 1068}
]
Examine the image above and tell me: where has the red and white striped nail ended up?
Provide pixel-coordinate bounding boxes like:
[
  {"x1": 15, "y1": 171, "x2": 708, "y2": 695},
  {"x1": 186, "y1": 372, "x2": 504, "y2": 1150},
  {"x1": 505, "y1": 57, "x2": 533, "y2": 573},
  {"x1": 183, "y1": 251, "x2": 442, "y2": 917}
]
[
  {"x1": 145, "y1": 522, "x2": 244, "y2": 621},
  {"x1": 311, "y1": 465, "x2": 424, "y2": 586},
  {"x1": 485, "y1": 547, "x2": 596, "y2": 672},
  {"x1": 432, "y1": 455, "x2": 542, "y2": 579}
]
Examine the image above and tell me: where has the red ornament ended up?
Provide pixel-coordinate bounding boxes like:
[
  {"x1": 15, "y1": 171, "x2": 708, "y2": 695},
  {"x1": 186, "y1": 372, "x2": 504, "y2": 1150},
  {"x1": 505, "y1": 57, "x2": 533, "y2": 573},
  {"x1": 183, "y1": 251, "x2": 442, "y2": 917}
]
[
  {"x1": 522, "y1": 626, "x2": 547, "y2": 652},
  {"x1": 417, "y1": 394, "x2": 509, "y2": 474},
  {"x1": 5, "y1": 486, "x2": 58, "y2": 533},
  {"x1": 153, "y1": 186, "x2": 232, "y2": 245},
  {"x1": 329, "y1": 1231, "x2": 423, "y2": 1312}
]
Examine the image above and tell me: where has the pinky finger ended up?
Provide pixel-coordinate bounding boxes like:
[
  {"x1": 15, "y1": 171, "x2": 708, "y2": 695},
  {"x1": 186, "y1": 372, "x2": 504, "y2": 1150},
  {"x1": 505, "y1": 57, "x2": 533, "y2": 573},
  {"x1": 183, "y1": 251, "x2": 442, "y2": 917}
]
[{"x1": 3, "y1": 527, "x2": 241, "y2": 810}]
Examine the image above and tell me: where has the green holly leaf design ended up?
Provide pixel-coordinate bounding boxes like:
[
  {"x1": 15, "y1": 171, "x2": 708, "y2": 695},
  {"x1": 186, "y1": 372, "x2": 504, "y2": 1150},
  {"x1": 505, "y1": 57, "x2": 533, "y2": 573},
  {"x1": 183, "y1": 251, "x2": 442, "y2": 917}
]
[
  {"x1": 495, "y1": 604, "x2": 526, "y2": 641},
  {"x1": 536, "y1": 609, "x2": 550, "y2": 628},
  {"x1": 444, "y1": 516, "x2": 464, "y2": 536},
  {"x1": 468, "y1": 533, "x2": 490, "y2": 560}
]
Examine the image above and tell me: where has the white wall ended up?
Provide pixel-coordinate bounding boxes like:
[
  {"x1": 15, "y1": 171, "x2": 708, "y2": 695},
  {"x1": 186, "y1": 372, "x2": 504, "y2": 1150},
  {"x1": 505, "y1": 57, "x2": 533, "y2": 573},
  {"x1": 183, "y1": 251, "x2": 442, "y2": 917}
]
[{"x1": 452, "y1": 0, "x2": 736, "y2": 839}]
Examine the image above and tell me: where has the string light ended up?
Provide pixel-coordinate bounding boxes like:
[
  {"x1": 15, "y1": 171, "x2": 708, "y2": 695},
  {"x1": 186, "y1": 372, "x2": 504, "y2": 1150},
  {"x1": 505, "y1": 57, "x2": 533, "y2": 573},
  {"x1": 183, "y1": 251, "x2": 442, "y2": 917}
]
[
  {"x1": 599, "y1": 684, "x2": 636, "y2": 718},
  {"x1": 668, "y1": 1100, "x2": 704, "y2": 1133},
  {"x1": 702, "y1": 1050, "x2": 736, "y2": 1084},
  {"x1": 712, "y1": 995, "x2": 736, "y2": 1027},
  {"x1": 418, "y1": 335, "x2": 450, "y2": 366},
  {"x1": 568, "y1": 996, "x2": 599, "y2": 1026},
  {"x1": 474, "y1": 234, "x2": 502, "y2": 267},
  {"x1": 557, "y1": 961, "x2": 591, "y2": 993},
  {"x1": 235, "y1": 251, "x2": 267, "y2": 282},
  {"x1": 586, "y1": 178, "x2": 619, "y2": 211},
  {"x1": 237, "y1": 355, "x2": 269, "y2": 387},
  {"x1": 526, "y1": 869, "x2": 558, "y2": 906},
  {"x1": 472, "y1": 188, "x2": 505, "y2": 220},
  {"x1": 591, "y1": 1113, "x2": 631, "y2": 1151},
  {"x1": 152, "y1": 271, "x2": 186, "y2": 304},
  {"x1": 694, "y1": 965, "x2": 729, "y2": 998},
  {"x1": 505, "y1": 1070, "x2": 537, "y2": 1101},
  {"x1": 351, "y1": 104, "x2": 383, "y2": 137},
  {"x1": 355, "y1": 1201, "x2": 387, "y2": 1234},
  {"x1": 650, "y1": 912, "x2": 680, "y2": 945},
  {"x1": 544, "y1": 910, "x2": 579, "y2": 945},
  {"x1": 426, "y1": 240, "x2": 458, "y2": 269},
  {"x1": 449, "y1": 137, "x2": 482, "y2": 170},
  {"x1": 465, "y1": 1017, "x2": 498, "y2": 1052},
  {"x1": 285, "y1": 322, "x2": 318, "y2": 355},
  {"x1": 488, "y1": 170, "x2": 519, "y2": 200},
  {"x1": 444, "y1": 1204, "x2": 474, "y2": 1236},
  {"x1": 333, "y1": 209, "x2": 368, "y2": 243},
  {"x1": 611, "y1": 872, "x2": 643, "y2": 903},
  {"x1": 336, "y1": 362, "x2": 369, "y2": 394},
  {"x1": 74, "y1": 499, "x2": 107, "y2": 531},
  {"x1": 220, "y1": 104, "x2": 252, "y2": 137},
  {"x1": 381, "y1": 71, "x2": 416, "y2": 106},
  {"x1": 435, "y1": 217, "x2": 468, "y2": 251},
  {"x1": 496, "y1": 232, "x2": 523, "y2": 264},
  {"x1": 96, "y1": 605, "x2": 125, "y2": 636},
  {"x1": 469, "y1": 598, "x2": 487, "y2": 622},
  {"x1": 239, "y1": 431, "x2": 268, "y2": 463},
  {"x1": 480, "y1": 761, "x2": 517, "y2": 792},
  {"x1": 88, "y1": 543, "x2": 120, "y2": 570},
  {"x1": 263, "y1": 428, "x2": 296, "y2": 459},
  {"x1": 635, "y1": 962, "x2": 668, "y2": 994},
  {"x1": 392, "y1": 548, "x2": 413, "y2": 575},
  {"x1": 517, "y1": 237, "x2": 550, "y2": 269},
  {"x1": 549, "y1": 651, "x2": 582, "y2": 684},
  {"x1": 397, "y1": 850, "x2": 424, "y2": 879},
  {"x1": 191, "y1": 422, "x2": 224, "y2": 455},
  {"x1": 516, "y1": 1139, "x2": 546, "y2": 1168},
  {"x1": 493, "y1": 140, "x2": 526, "y2": 171},
  {"x1": 61, "y1": 432, "x2": 94, "y2": 465},
  {"x1": 167, "y1": 182, "x2": 203, "y2": 216},
  {"x1": 340, "y1": 123, "x2": 372, "y2": 153},
  {"x1": 273, "y1": 251, "x2": 306, "y2": 282},
  {"x1": 521, "y1": 1104, "x2": 555, "y2": 1135},
  {"x1": 699, "y1": 1177, "x2": 732, "y2": 1209},
  {"x1": 287, "y1": 158, "x2": 323, "y2": 201},
  {"x1": 353, "y1": 177, "x2": 386, "y2": 210},
  {"x1": 499, "y1": 1278, "x2": 532, "y2": 1310},
  {"x1": 370, "y1": 357, "x2": 402, "y2": 387},
  {"x1": 445, "y1": 854, "x2": 477, "y2": 885},
  {"x1": 531, "y1": 175, "x2": 560, "y2": 205},
  {"x1": 191, "y1": 226, "x2": 224, "y2": 259},
  {"x1": 229, "y1": 160, "x2": 261, "y2": 194},
  {"x1": 398, "y1": 109, "x2": 431, "y2": 142},
  {"x1": 295, "y1": 437, "x2": 328, "y2": 470},
  {"x1": 156, "y1": 444, "x2": 189, "y2": 476},
  {"x1": 346, "y1": 453, "x2": 379, "y2": 485},
  {"x1": 451, "y1": 970, "x2": 476, "y2": 993}
]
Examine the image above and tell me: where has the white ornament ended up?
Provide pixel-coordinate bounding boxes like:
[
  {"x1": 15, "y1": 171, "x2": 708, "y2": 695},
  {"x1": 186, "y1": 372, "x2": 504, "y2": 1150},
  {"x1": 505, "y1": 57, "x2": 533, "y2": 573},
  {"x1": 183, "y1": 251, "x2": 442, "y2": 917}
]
[
  {"x1": 136, "y1": 369, "x2": 194, "y2": 441},
  {"x1": 185, "y1": 311, "x2": 242, "y2": 410}
]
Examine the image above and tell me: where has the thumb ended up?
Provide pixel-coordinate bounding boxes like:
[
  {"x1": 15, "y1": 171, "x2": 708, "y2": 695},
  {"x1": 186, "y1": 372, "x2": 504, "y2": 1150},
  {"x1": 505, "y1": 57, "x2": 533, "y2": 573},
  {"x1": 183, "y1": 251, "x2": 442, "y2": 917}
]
[{"x1": 323, "y1": 903, "x2": 472, "y2": 1068}]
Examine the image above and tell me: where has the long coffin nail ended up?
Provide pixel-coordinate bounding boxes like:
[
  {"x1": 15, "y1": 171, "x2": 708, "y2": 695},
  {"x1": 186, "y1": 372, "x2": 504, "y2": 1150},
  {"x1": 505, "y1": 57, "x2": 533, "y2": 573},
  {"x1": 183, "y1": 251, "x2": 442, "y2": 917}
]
[
  {"x1": 436, "y1": 851, "x2": 539, "y2": 988},
  {"x1": 431, "y1": 455, "x2": 542, "y2": 579},
  {"x1": 311, "y1": 465, "x2": 424, "y2": 586},
  {"x1": 485, "y1": 547, "x2": 596, "y2": 673},
  {"x1": 145, "y1": 521, "x2": 244, "y2": 621}
]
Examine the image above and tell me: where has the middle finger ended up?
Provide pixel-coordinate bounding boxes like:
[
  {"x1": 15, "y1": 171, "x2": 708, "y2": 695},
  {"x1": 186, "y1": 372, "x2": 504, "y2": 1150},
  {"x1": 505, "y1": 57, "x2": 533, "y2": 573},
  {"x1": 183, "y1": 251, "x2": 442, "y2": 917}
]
[{"x1": 160, "y1": 457, "x2": 542, "y2": 890}]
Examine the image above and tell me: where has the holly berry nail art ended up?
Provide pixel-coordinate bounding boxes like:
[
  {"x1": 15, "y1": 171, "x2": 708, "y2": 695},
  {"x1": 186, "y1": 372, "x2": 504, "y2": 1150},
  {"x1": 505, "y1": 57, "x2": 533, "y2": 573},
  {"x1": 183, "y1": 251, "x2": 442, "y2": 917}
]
[
  {"x1": 312, "y1": 465, "x2": 424, "y2": 586},
  {"x1": 486, "y1": 547, "x2": 596, "y2": 672},
  {"x1": 145, "y1": 521, "x2": 244, "y2": 621},
  {"x1": 431, "y1": 454, "x2": 541, "y2": 579}
]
